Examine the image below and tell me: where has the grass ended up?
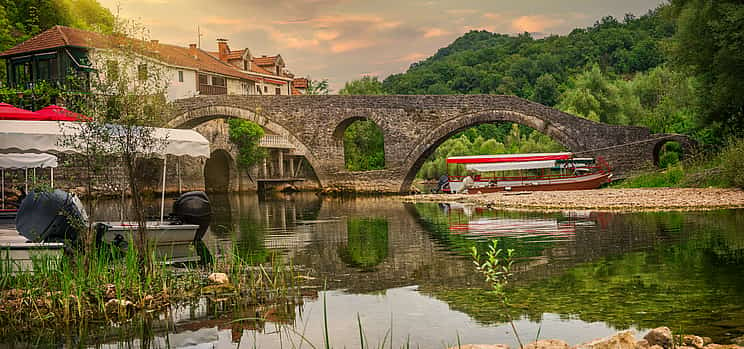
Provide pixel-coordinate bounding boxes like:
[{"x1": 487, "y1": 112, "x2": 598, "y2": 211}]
[
  {"x1": 613, "y1": 140, "x2": 744, "y2": 189},
  {"x1": 0, "y1": 236, "x2": 302, "y2": 339}
]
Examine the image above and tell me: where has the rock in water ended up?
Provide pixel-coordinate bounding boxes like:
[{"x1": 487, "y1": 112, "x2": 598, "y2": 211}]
[
  {"x1": 208, "y1": 272, "x2": 230, "y2": 284},
  {"x1": 644, "y1": 327, "x2": 672, "y2": 348},
  {"x1": 525, "y1": 339, "x2": 569, "y2": 349},
  {"x1": 683, "y1": 335, "x2": 704, "y2": 349},
  {"x1": 576, "y1": 330, "x2": 636, "y2": 349}
]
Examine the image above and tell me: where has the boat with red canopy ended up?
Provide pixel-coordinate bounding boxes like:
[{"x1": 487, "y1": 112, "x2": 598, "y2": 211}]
[{"x1": 443, "y1": 152, "x2": 612, "y2": 193}]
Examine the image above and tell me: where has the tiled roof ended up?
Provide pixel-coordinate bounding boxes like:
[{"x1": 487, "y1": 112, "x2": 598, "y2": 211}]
[
  {"x1": 0, "y1": 26, "x2": 256, "y2": 81},
  {"x1": 292, "y1": 78, "x2": 308, "y2": 89},
  {"x1": 250, "y1": 64, "x2": 275, "y2": 75},
  {"x1": 0, "y1": 26, "x2": 107, "y2": 57},
  {"x1": 291, "y1": 87, "x2": 302, "y2": 95},
  {"x1": 253, "y1": 55, "x2": 278, "y2": 66}
]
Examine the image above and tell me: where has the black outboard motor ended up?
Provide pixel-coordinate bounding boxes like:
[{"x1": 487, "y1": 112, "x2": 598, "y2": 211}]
[
  {"x1": 171, "y1": 191, "x2": 212, "y2": 241},
  {"x1": 435, "y1": 174, "x2": 450, "y2": 193},
  {"x1": 16, "y1": 189, "x2": 85, "y2": 243}
]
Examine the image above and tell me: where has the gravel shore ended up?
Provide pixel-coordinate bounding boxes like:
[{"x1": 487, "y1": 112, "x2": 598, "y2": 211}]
[{"x1": 402, "y1": 188, "x2": 744, "y2": 211}]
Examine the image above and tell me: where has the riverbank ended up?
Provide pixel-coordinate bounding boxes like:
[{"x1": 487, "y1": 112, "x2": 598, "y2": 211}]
[{"x1": 402, "y1": 188, "x2": 744, "y2": 211}]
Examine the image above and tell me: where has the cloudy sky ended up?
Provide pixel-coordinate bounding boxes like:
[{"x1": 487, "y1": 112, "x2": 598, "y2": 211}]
[{"x1": 99, "y1": 0, "x2": 664, "y2": 91}]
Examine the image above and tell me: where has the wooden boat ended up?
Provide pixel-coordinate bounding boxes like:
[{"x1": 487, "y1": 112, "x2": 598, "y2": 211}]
[{"x1": 444, "y1": 152, "x2": 612, "y2": 194}]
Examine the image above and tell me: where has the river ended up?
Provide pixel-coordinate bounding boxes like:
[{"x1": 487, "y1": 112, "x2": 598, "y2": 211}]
[{"x1": 5, "y1": 192, "x2": 744, "y2": 348}]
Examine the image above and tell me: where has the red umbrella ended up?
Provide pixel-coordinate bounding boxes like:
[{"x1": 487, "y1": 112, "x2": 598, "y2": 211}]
[
  {"x1": 0, "y1": 103, "x2": 44, "y2": 120},
  {"x1": 34, "y1": 105, "x2": 90, "y2": 122}
]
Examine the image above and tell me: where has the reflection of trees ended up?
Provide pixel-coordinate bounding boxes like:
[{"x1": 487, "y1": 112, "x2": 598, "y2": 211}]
[
  {"x1": 422, "y1": 209, "x2": 744, "y2": 343},
  {"x1": 339, "y1": 218, "x2": 389, "y2": 270}
]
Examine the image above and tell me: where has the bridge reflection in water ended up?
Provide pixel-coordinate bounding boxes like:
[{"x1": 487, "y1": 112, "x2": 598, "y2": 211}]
[{"x1": 19, "y1": 195, "x2": 744, "y2": 348}]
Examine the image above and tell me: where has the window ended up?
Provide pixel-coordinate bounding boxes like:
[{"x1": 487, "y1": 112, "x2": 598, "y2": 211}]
[
  {"x1": 199, "y1": 73, "x2": 208, "y2": 85},
  {"x1": 178, "y1": 70, "x2": 184, "y2": 82},
  {"x1": 212, "y1": 76, "x2": 226, "y2": 87},
  {"x1": 13, "y1": 61, "x2": 31, "y2": 86},
  {"x1": 137, "y1": 64, "x2": 148, "y2": 80},
  {"x1": 106, "y1": 60, "x2": 119, "y2": 81},
  {"x1": 37, "y1": 60, "x2": 50, "y2": 81},
  {"x1": 264, "y1": 86, "x2": 268, "y2": 93},
  {"x1": 275, "y1": 87, "x2": 281, "y2": 95}
]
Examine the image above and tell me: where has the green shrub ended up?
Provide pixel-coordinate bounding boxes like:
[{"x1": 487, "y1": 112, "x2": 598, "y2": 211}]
[
  {"x1": 227, "y1": 118, "x2": 267, "y2": 169},
  {"x1": 720, "y1": 138, "x2": 744, "y2": 188}
]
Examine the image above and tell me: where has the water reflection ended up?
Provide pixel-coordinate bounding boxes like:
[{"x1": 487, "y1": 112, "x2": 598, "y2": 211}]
[{"x1": 4, "y1": 194, "x2": 744, "y2": 348}]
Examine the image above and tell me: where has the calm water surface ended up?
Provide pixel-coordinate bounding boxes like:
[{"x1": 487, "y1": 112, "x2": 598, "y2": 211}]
[{"x1": 7, "y1": 193, "x2": 744, "y2": 348}]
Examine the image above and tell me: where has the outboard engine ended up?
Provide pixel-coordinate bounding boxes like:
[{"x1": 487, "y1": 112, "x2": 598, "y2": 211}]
[
  {"x1": 171, "y1": 191, "x2": 212, "y2": 241},
  {"x1": 16, "y1": 189, "x2": 86, "y2": 243}
]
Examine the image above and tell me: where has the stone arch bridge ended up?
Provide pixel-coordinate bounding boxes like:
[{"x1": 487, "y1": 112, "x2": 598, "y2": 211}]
[{"x1": 168, "y1": 95, "x2": 693, "y2": 193}]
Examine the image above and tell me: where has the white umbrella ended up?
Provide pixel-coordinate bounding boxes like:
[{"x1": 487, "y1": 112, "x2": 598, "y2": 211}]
[
  {"x1": 0, "y1": 153, "x2": 59, "y2": 210},
  {"x1": 0, "y1": 120, "x2": 211, "y2": 222}
]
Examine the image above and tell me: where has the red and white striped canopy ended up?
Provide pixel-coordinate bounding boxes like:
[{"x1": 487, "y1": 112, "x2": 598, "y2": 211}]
[{"x1": 446, "y1": 152, "x2": 572, "y2": 164}]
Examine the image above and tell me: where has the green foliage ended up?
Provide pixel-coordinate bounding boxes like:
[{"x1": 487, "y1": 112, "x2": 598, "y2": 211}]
[
  {"x1": 471, "y1": 240, "x2": 523, "y2": 348},
  {"x1": 339, "y1": 76, "x2": 384, "y2": 95},
  {"x1": 416, "y1": 123, "x2": 565, "y2": 180},
  {"x1": 0, "y1": 0, "x2": 115, "y2": 82},
  {"x1": 343, "y1": 119, "x2": 385, "y2": 171},
  {"x1": 668, "y1": 0, "x2": 744, "y2": 139},
  {"x1": 720, "y1": 138, "x2": 744, "y2": 188},
  {"x1": 383, "y1": 10, "x2": 672, "y2": 100},
  {"x1": 339, "y1": 218, "x2": 389, "y2": 270},
  {"x1": 306, "y1": 79, "x2": 329, "y2": 95},
  {"x1": 227, "y1": 118, "x2": 267, "y2": 169}
]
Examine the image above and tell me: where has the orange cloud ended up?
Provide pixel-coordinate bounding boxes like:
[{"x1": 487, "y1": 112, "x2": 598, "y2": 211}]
[
  {"x1": 202, "y1": 16, "x2": 242, "y2": 26},
  {"x1": 482, "y1": 12, "x2": 503, "y2": 21},
  {"x1": 511, "y1": 15, "x2": 565, "y2": 33},
  {"x1": 314, "y1": 29, "x2": 340, "y2": 41},
  {"x1": 330, "y1": 40, "x2": 375, "y2": 53},
  {"x1": 423, "y1": 28, "x2": 449, "y2": 38}
]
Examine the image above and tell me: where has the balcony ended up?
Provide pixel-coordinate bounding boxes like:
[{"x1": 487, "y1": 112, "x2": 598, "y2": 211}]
[
  {"x1": 198, "y1": 84, "x2": 227, "y2": 95},
  {"x1": 259, "y1": 135, "x2": 294, "y2": 149}
]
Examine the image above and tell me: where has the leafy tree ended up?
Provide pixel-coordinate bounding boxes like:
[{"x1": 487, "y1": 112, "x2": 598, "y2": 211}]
[
  {"x1": 228, "y1": 118, "x2": 267, "y2": 169},
  {"x1": 343, "y1": 120, "x2": 385, "y2": 171},
  {"x1": 339, "y1": 76, "x2": 384, "y2": 95},
  {"x1": 668, "y1": 0, "x2": 744, "y2": 139},
  {"x1": 531, "y1": 73, "x2": 560, "y2": 106},
  {"x1": 306, "y1": 78, "x2": 329, "y2": 95}
]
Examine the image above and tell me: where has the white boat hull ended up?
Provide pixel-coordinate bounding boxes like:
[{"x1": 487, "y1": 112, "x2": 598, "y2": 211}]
[{"x1": 101, "y1": 221, "x2": 199, "y2": 244}]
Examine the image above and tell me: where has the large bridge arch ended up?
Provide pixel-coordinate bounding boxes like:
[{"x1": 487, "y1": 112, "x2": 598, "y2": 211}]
[
  {"x1": 168, "y1": 105, "x2": 327, "y2": 187},
  {"x1": 399, "y1": 109, "x2": 580, "y2": 192},
  {"x1": 169, "y1": 95, "x2": 694, "y2": 193}
]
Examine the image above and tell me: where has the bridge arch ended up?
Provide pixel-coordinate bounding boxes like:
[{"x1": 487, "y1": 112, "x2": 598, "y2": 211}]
[
  {"x1": 204, "y1": 149, "x2": 233, "y2": 193},
  {"x1": 333, "y1": 116, "x2": 387, "y2": 171},
  {"x1": 399, "y1": 109, "x2": 581, "y2": 192},
  {"x1": 168, "y1": 105, "x2": 326, "y2": 186}
]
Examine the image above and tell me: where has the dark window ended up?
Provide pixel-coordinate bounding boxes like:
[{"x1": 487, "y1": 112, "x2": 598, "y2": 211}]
[
  {"x1": 263, "y1": 86, "x2": 268, "y2": 93},
  {"x1": 199, "y1": 73, "x2": 208, "y2": 85},
  {"x1": 137, "y1": 64, "x2": 148, "y2": 80},
  {"x1": 13, "y1": 61, "x2": 32, "y2": 86},
  {"x1": 178, "y1": 70, "x2": 184, "y2": 82},
  {"x1": 275, "y1": 87, "x2": 281, "y2": 95},
  {"x1": 106, "y1": 60, "x2": 119, "y2": 81},
  {"x1": 37, "y1": 60, "x2": 50, "y2": 80},
  {"x1": 212, "y1": 76, "x2": 226, "y2": 87},
  {"x1": 49, "y1": 58, "x2": 58, "y2": 80}
]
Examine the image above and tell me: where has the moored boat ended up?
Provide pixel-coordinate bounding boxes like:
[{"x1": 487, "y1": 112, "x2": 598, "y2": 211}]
[{"x1": 443, "y1": 152, "x2": 612, "y2": 194}]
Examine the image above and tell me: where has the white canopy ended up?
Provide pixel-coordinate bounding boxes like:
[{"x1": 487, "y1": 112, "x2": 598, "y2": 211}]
[
  {"x1": 0, "y1": 153, "x2": 58, "y2": 169},
  {"x1": 466, "y1": 160, "x2": 556, "y2": 172},
  {"x1": 0, "y1": 120, "x2": 210, "y2": 158}
]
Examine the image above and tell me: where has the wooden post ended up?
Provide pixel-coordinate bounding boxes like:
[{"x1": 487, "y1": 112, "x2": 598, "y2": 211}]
[{"x1": 278, "y1": 150, "x2": 284, "y2": 178}]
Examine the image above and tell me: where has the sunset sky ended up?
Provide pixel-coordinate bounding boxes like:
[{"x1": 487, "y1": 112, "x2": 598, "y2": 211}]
[{"x1": 98, "y1": 0, "x2": 665, "y2": 91}]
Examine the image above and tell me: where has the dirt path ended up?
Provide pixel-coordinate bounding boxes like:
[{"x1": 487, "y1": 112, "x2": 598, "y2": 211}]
[{"x1": 402, "y1": 188, "x2": 744, "y2": 211}]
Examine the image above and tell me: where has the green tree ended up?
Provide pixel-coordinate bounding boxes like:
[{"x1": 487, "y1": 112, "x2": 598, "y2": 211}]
[
  {"x1": 343, "y1": 120, "x2": 385, "y2": 171},
  {"x1": 228, "y1": 118, "x2": 267, "y2": 169},
  {"x1": 531, "y1": 73, "x2": 560, "y2": 106},
  {"x1": 306, "y1": 78, "x2": 329, "y2": 95},
  {"x1": 668, "y1": 0, "x2": 744, "y2": 138},
  {"x1": 339, "y1": 76, "x2": 384, "y2": 95}
]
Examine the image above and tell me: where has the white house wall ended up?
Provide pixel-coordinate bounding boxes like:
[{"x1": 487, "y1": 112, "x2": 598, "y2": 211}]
[{"x1": 166, "y1": 68, "x2": 198, "y2": 101}]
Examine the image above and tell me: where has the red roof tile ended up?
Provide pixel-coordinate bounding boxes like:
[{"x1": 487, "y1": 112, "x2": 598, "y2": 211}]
[
  {"x1": 250, "y1": 65, "x2": 275, "y2": 75},
  {"x1": 0, "y1": 26, "x2": 107, "y2": 57},
  {"x1": 291, "y1": 87, "x2": 302, "y2": 95},
  {"x1": 253, "y1": 55, "x2": 278, "y2": 66},
  {"x1": 292, "y1": 78, "x2": 308, "y2": 89}
]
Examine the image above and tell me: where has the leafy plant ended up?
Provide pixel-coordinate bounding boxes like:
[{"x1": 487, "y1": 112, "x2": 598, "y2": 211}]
[
  {"x1": 227, "y1": 117, "x2": 267, "y2": 169},
  {"x1": 471, "y1": 240, "x2": 523, "y2": 348}
]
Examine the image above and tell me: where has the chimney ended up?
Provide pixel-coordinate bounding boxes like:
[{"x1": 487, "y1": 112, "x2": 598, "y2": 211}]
[
  {"x1": 189, "y1": 43, "x2": 198, "y2": 58},
  {"x1": 217, "y1": 38, "x2": 229, "y2": 62}
]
